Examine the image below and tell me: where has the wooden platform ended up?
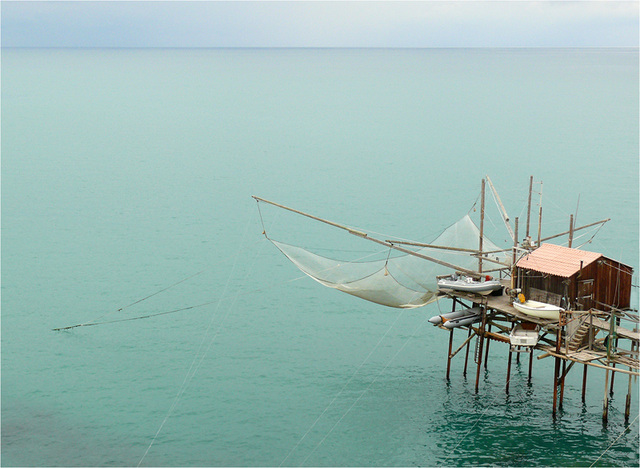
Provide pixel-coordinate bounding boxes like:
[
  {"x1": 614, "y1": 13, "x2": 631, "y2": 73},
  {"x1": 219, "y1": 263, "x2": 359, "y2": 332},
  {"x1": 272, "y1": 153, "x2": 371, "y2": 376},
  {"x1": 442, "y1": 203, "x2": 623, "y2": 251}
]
[{"x1": 437, "y1": 283, "x2": 639, "y2": 374}]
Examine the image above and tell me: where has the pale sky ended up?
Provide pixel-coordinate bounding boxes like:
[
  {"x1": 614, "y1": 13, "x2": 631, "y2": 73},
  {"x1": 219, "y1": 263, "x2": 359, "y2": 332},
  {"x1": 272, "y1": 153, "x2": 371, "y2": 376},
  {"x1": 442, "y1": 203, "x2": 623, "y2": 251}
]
[{"x1": 1, "y1": 1, "x2": 638, "y2": 48}]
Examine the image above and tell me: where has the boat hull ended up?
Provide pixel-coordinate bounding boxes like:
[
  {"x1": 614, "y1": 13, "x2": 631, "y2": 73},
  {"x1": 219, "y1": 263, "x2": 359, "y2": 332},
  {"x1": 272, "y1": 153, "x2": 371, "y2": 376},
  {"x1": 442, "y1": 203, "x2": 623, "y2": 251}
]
[
  {"x1": 437, "y1": 277, "x2": 503, "y2": 296},
  {"x1": 512, "y1": 300, "x2": 563, "y2": 320}
]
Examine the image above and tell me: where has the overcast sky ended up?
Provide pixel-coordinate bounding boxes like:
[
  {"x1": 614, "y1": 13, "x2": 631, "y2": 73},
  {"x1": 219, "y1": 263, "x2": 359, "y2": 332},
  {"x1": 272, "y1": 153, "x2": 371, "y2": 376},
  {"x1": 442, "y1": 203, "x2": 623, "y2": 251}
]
[{"x1": 2, "y1": 1, "x2": 638, "y2": 48}]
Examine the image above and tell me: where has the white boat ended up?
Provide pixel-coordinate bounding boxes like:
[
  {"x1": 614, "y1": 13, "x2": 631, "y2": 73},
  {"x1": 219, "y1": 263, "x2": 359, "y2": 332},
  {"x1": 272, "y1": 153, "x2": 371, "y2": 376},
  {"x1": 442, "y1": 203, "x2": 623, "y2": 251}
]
[
  {"x1": 512, "y1": 299, "x2": 563, "y2": 320},
  {"x1": 509, "y1": 323, "x2": 540, "y2": 346},
  {"x1": 437, "y1": 274, "x2": 503, "y2": 296}
]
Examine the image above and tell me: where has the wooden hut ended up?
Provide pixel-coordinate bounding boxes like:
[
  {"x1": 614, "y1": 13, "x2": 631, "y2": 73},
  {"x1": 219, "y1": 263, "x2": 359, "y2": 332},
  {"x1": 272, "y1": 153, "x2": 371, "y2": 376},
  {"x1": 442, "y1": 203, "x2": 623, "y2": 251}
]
[{"x1": 515, "y1": 243, "x2": 633, "y2": 312}]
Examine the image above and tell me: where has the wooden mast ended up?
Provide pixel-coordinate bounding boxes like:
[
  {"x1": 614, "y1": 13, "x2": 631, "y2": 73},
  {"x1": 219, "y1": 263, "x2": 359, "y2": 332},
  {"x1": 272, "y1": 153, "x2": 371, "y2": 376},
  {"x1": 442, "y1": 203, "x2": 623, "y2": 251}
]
[
  {"x1": 526, "y1": 175, "x2": 533, "y2": 239},
  {"x1": 479, "y1": 179, "x2": 485, "y2": 274}
]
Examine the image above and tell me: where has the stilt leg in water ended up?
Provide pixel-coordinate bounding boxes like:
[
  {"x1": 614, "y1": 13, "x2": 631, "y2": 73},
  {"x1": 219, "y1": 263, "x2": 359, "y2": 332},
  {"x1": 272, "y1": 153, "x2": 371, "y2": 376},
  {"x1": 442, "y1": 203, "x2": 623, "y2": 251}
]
[
  {"x1": 582, "y1": 364, "x2": 588, "y2": 403},
  {"x1": 506, "y1": 346, "x2": 513, "y2": 394},
  {"x1": 463, "y1": 327, "x2": 471, "y2": 377},
  {"x1": 446, "y1": 328, "x2": 454, "y2": 381}
]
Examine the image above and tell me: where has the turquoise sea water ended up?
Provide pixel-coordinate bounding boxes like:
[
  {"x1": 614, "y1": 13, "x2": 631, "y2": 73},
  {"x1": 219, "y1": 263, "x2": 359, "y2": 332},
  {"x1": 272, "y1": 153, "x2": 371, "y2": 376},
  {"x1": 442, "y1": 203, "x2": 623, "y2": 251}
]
[{"x1": 2, "y1": 48, "x2": 639, "y2": 467}]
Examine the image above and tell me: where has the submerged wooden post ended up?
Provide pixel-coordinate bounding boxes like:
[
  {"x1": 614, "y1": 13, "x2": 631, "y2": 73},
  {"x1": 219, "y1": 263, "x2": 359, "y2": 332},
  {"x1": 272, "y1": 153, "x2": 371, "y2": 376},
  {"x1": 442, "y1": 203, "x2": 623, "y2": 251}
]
[
  {"x1": 446, "y1": 301, "x2": 456, "y2": 381},
  {"x1": 603, "y1": 367, "x2": 610, "y2": 423},
  {"x1": 484, "y1": 323, "x2": 491, "y2": 369},
  {"x1": 506, "y1": 326, "x2": 513, "y2": 394},
  {"x1": 582, "y1": 364, "x2": 588, "y2": 403},
  {"x1": 463, "y1": 327, "x2": 472, "y2": 377},
  {"x1": 446, "y1": 328, "x2": 454, "y2": 381},
  {"x1": 553, "y1": 326, "x2": 562, "y2": 416},
  {"x1": 475, "y1": 308, "x2": 487, "y2": 394},
  {"x1": 626, "y1": 336, "x2": 636, "y2": 420},
  {"x1": 528, "y1": 348, "x2": 533, "y2": 383},
  {"x1": 559, "y1": 360, "x2": 567, "y2": 410}
]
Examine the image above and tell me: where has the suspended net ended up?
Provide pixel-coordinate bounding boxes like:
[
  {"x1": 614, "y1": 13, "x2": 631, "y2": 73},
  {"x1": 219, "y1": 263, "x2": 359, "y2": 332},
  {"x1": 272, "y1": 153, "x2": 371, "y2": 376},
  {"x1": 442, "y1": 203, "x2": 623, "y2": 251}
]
[{"x1": 269, "y1": 215, "x2": 511, "y2": 309}]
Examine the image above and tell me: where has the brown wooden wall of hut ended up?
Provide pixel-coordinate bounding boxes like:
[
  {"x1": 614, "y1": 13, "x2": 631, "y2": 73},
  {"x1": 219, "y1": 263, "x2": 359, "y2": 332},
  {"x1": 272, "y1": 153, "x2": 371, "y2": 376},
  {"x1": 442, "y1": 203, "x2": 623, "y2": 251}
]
[
  {"x1": 594, "y1": 259, "x2": 633, "y2": 311},
  {"x1": 518, "y1": 257, "x2": 633, "y2": 312}
]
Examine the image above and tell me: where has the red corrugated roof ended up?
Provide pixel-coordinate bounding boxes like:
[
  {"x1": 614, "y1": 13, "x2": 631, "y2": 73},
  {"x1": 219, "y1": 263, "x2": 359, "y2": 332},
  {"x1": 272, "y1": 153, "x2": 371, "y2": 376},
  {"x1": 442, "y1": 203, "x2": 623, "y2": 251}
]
[{"x1": 516, "y1": 243, "x2": 602, "y2": 278}]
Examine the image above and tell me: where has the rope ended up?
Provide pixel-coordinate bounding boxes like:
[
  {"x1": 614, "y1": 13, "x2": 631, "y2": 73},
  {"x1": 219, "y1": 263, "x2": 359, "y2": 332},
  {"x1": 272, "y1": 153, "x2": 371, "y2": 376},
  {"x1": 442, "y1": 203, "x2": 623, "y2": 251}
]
[
  {"x1": 52, "y1": 270, "x2": 206, "y2": 331},
  {"x1": 137, "y1": 209, "x2": 256, "y2": 466},
  {"x1": 589, "y1": 414, "x2": 639, "y2": 467},
  {"x1": 278, "y1": 308, "x2": 407, "y2": 466},
  {"x1": 299, "y1": 314, "x2": 431, "y2": 466}
]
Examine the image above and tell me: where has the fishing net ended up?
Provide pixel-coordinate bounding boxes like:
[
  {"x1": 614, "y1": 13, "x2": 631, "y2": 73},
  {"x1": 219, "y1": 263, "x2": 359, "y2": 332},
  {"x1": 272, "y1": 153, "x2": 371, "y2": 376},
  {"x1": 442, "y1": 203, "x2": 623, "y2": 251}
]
[{"x1": 270, "y1": 215, "x2": 511, "y2": 308}]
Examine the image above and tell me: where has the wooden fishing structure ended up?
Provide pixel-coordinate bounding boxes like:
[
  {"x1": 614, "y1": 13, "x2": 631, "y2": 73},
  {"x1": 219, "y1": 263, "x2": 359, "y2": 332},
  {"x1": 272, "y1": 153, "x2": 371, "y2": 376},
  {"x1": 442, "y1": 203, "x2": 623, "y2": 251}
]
[
  {"x1": 253, "y1": 175, "x2": 637, "y2": 421},
  {"x1": 435, "y1": 176, "x2": 638, "y2": 422}
]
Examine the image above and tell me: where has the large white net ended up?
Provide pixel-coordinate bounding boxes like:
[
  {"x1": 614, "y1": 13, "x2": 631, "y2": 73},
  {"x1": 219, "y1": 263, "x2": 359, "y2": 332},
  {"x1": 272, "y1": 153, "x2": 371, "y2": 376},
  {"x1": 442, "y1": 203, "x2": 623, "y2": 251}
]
[{"x1": 270, "y1": 215, "x2": 511, "y2": 308}]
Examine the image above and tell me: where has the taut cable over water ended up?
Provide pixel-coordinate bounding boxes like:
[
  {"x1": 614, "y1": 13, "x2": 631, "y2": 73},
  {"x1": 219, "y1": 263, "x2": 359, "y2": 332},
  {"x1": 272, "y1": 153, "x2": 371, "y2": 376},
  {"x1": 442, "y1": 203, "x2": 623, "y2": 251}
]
[{"x1": 52, "y1": 270, "x2": 206, "y2": 331}]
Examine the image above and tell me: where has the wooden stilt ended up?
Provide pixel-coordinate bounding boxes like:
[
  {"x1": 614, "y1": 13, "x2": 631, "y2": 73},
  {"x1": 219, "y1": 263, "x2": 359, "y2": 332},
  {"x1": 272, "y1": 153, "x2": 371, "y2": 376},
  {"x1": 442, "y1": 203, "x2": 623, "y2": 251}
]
[
  {"x1": 528, "y1": 349, "x2": 533, "y2": 383},
  {"x1": 553, "y1": 357, "x2": 560, "y2": 416},
  {"x1": 552, "y1": 327, "x2": 562, "y2": 416},
  {"x1": 446, "y1": 328, "x2": 454, "y2": 381},
  {"x1": 484, "y1": 323, "x2": 491, "y2": 369},
  {"x1": 582, "y1": 364, "x2": 588, "y2": 403},
  {"x1": 626, "y1": 337, "x2": 635, "y2": 421},
  {"x1": 610, "y1": 363, "x2": 617, "y2": 396},
  {"x1": 506, "y1": 342, "x2": 513, "y2": 394},
  {"x1": 475, "y1": 308, "x2": 487, "y2": 394},
  {"x1": 603, "y1": 368, "x2": 610, "y2": 423},
  {"x1": 446, "y1": 300, "x2": 456, "y2": 381},
  {"x1": 463, "y1": 327, "x2": 471, "y2": 377},
  {"x1": 559, "y1": 360, "x2": 566, "y2": 410}
]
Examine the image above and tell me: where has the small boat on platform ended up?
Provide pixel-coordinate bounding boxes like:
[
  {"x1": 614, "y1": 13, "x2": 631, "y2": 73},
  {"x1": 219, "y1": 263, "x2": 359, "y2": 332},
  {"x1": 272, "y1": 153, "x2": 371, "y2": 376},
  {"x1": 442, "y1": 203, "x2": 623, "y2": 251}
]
[
  {"x1": 512, "y1": 298, "x2": 563, "y2": 320},
  {"x1": 437, "y1": 274, "x2": 503, "y2": 296},
  {"x1": 509, "y1": 322, "x2": 541, "y2": 347},
  {"x1": 430, "y1": 306, "x2": 482, "y2": 328}
]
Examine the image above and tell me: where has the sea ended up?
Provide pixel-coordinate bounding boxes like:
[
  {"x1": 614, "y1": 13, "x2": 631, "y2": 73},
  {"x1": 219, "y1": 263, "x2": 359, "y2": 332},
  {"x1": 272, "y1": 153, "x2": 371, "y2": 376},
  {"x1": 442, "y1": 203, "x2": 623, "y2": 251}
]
[{"x1": 2, "y1": 48, "x2": 638, "y2": 467}]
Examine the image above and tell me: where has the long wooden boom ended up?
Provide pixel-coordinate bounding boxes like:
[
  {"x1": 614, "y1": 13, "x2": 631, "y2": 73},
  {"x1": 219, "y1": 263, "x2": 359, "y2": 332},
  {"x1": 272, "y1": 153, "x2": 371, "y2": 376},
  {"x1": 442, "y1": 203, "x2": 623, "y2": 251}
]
[{"x1": 252, "y1": 196, "x2": 481, "y2": 275}]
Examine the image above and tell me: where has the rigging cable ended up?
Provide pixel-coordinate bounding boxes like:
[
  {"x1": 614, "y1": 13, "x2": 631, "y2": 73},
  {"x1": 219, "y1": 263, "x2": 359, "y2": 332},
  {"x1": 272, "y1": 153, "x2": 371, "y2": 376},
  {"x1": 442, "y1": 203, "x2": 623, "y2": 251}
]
[
  {"x1": 137, "y1": 209, "x2": 256, "y2": 466},
  {"x1": 52, "y1": 270, "x2": 206, "y2": 331},
  {"x1": 298, "y1": 314, "x2": 431, "y2": 466},
  {"x1": 589, "y1": 414, "x2": 638, "y2": 468},
  {"x1": 278, "y1": 307, "x2": 408, "y2": 466}
]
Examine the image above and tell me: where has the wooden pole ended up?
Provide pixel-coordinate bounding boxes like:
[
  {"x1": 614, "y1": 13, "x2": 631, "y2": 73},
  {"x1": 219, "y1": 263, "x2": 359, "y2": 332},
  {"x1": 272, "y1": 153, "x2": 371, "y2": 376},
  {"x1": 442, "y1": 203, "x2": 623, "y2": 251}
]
[
  {"x1": 446, "y1": 301, "x2": 456, "y2": 381},
  {"x1": 446, "y1": 329, "x2": 454, "y2": 381},
  {"x1": 479, "y1": 179, "x2": 485, "y2": 274},
  {"x1": 559, "y1": 360, "x2": 567, "y2": 410},
  {"x1": 486, "y1": 175, "x2": 515, "y2": 242},
  {"x1": 603, "y1": 367, "x2": 610, "y2": 423},
  {"x1": 526, "y1": 176, "x2": 533, "y2": 238},
  {"x1": 553, "y1": 326, "x2": 562, "y2": 416},
  {"x1": 475, "y1": 308, "x2": 487, "y2": 394},
  {"x1": 506, "y1": 325, "x2": 514, "y2": 394},
  {"x1": 626, "y1": 335, "x2": 635, "y2": 421},
  {"x1": 537, "y1": 206, "x2": 542, "y2": 248},
  {"x1": 568, "y1": 214, "x2": 574, "y2": 248},
  {"x1": 463, "y1": 327, "x2": 472, "y2": 377},
  {"x1": 582, "y1": 364, "x2": 588, "y2": 403},
  {"x1": 528, "y1": 348, "x2": 533, "y2": 383},
  {"x1": 484, "y1": 323, "x2": 491, "y2": 369},
  {"x1": 252, "y1": 196, "x2": 482, "y2": 276}
]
